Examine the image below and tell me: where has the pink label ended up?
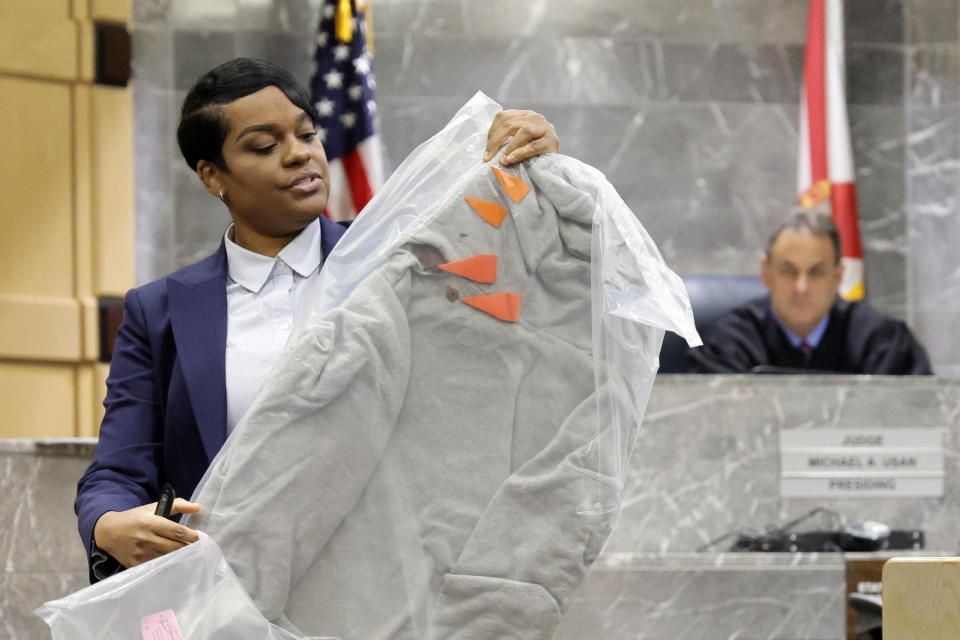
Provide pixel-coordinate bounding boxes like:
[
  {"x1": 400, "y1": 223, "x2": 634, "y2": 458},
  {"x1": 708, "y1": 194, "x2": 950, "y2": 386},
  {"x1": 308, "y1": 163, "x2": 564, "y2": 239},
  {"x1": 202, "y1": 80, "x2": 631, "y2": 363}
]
[{"x1": 140, "y1": 609, "x2": 184, "y2": 640}]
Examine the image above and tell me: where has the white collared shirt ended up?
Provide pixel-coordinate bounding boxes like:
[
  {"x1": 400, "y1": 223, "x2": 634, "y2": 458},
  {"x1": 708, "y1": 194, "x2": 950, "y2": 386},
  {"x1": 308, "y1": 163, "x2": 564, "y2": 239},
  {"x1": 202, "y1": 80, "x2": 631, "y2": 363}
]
[{"x1": 224, "y1": 219, "x2": 323, "y2": 434}]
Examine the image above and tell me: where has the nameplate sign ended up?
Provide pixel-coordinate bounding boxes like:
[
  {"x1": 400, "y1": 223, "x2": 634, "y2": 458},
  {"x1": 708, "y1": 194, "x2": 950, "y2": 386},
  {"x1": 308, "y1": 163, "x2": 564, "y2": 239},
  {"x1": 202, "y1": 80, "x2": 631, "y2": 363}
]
[{"x1": 780, "y1": 429, "x2": 944, "y2": 497}]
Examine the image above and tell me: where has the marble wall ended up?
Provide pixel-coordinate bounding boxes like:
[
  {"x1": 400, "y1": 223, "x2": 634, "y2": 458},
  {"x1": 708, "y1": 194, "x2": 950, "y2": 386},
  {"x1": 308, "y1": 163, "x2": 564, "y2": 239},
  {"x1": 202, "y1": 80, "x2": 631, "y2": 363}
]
[
  {"x1": 556, "y1": 553, "x2": 849, "y2": 639},
  {"x1": 130, "y1": 1, "x2": 960, "y2": 370},
  {"x1": 904, "y1": 0, "x2": 960, "y2": 376},
  {"x1": 7, "y1": 376, "x2": 960, "y2": 639},
  {"x1": 1, "y1": 441, "x2": 94, "y2": 640}
]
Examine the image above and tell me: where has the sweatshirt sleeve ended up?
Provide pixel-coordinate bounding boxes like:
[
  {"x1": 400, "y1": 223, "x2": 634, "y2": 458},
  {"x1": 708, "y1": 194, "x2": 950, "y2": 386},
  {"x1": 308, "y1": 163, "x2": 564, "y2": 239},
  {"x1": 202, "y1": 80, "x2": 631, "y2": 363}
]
[
  {"x1": 189, "y1": 266, "x2": 413, "y2": 622},
  {"x1": 429, "y1": 390, "x2": 618, "y2": 639}
]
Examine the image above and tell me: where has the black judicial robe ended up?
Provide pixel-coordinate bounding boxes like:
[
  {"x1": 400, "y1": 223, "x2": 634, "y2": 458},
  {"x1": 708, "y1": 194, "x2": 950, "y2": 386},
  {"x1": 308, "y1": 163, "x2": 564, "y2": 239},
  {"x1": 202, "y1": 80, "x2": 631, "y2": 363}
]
[{"x1": 685, "y1": 296, "x2": 933, "y2": 375}]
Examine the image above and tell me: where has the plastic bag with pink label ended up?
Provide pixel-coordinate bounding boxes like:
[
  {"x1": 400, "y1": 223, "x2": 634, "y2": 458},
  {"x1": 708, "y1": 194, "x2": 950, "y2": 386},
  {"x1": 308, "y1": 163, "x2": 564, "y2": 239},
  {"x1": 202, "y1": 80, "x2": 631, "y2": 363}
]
[{"x1": 34, "y1": 533, "x2": 336, "y2": 640}]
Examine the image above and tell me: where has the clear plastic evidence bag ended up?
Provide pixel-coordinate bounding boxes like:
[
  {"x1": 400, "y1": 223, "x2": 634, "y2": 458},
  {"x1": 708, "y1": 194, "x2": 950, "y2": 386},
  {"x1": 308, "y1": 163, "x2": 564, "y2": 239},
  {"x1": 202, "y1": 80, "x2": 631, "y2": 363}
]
[{"x1": 38, "y1": 92, "x2": 700, "y2": 640}]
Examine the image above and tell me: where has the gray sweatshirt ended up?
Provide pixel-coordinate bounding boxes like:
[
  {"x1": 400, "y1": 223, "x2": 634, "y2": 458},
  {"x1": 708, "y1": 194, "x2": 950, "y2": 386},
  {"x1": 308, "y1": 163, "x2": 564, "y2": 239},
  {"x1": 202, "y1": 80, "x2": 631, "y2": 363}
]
[{"x1": 189, "y1": 153, "x2": 686, "y2": 640}]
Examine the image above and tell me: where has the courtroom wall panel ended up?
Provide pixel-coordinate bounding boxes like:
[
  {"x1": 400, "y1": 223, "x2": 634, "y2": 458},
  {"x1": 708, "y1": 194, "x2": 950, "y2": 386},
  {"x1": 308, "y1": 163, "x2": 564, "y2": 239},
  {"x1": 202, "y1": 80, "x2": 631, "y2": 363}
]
[{"x1": 0, "y1": 0, "x2": 133, "y2": 438}]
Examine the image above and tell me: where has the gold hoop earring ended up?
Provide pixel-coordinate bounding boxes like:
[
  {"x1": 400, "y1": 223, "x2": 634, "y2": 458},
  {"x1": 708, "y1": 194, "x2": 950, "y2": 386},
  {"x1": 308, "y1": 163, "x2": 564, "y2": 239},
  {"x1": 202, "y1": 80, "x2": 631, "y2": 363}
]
[{"x1": 219, "y1": 188, "x2": 226, "y2": 202}]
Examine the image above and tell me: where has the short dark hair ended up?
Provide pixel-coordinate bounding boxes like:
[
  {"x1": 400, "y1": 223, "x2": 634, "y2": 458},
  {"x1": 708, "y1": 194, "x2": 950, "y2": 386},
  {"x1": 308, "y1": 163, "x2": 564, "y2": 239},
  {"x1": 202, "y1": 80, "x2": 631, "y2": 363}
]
[
  {"x1": 766, "y1": 207, "x2": 842, "y2": 265},
  {"x1": 176, "y1": 58, "x2": 318, "y2": 171}
]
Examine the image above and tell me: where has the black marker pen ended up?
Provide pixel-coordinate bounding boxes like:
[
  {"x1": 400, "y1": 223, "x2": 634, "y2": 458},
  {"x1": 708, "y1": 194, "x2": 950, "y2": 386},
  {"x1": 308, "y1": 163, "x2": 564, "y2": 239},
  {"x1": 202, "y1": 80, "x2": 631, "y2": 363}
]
[{"x1": 155, "y1": 483, "x2": 175, "y2": 519}]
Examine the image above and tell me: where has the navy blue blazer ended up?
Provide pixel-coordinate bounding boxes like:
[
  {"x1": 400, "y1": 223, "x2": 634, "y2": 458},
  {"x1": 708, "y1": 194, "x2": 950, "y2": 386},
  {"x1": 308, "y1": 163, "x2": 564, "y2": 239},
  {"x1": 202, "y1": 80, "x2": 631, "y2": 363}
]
[{"x1": 75, "y1": 217, "x2": 347, "y2": 579}]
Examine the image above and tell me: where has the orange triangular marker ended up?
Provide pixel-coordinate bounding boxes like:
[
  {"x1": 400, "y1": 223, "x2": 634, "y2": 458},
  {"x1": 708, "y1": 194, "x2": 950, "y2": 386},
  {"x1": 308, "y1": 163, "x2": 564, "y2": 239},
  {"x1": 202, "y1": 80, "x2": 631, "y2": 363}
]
[
  {"x1": 492, "y1": 166, "x2": 530, "y2": 202},
  {"x1": 465, "y1": 197, "x2": 507, "y2": 227},
  {"x1": 439, "y1": 254, "x2": 498, "y2": 283},
  {"x1": 462, "y1": 293, "x2": 522, "y2": 323}
]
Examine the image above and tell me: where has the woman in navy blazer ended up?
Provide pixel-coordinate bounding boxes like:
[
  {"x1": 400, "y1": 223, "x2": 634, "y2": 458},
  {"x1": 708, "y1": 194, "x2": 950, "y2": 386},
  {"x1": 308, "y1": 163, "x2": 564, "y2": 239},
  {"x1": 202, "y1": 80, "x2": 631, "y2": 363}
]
[{"x1": 75, "y1": 58, "x2": 560, "y2": 581}]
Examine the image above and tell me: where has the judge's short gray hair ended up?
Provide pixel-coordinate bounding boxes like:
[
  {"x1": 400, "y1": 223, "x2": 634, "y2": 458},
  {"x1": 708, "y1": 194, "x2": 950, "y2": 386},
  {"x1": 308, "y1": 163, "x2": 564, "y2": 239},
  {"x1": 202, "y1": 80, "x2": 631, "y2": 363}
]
[{"x1": 765, "y1": 207, "x2": 842, "y2": 265}]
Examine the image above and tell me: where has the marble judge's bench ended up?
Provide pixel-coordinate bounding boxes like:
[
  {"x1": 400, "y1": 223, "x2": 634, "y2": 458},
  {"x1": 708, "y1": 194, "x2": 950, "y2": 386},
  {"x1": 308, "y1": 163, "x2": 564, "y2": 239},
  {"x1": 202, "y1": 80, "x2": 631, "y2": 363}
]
[{"x1": 5, "y1": 375, "x2": 960, "y2": 639}]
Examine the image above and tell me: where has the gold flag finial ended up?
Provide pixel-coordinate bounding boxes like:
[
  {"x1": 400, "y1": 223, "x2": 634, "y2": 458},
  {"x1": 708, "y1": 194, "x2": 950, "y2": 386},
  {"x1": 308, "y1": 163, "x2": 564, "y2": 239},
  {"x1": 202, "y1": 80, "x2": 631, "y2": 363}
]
[
  {"x1": 335, "y1": 0, "x2": 353, "y2": 43},
  {"x1": 842, "y1": 281, "x2": 865, "y2": 301}
]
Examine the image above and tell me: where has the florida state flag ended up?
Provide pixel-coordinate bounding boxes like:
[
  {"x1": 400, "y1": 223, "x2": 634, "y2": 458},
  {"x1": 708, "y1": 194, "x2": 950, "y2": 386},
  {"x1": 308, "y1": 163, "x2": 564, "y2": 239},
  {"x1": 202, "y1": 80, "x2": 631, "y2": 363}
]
[{"x1": 797, "y1": 0, "x2": 865, "y2": 300}]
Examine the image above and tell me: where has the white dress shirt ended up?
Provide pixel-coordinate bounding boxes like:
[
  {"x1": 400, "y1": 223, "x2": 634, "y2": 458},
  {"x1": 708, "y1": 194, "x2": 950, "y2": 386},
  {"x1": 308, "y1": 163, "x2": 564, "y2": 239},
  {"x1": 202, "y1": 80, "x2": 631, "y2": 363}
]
[{"x1": 224, "y1": 219, "x2": 324, "y2": 434}]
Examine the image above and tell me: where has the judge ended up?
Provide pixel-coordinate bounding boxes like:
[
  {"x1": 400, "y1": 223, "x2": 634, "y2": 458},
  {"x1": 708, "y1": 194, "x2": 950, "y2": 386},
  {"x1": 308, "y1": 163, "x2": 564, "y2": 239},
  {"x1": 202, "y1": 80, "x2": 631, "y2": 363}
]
[{"x1": 685, "y1": 208, "x2": 932, "y2": 374}]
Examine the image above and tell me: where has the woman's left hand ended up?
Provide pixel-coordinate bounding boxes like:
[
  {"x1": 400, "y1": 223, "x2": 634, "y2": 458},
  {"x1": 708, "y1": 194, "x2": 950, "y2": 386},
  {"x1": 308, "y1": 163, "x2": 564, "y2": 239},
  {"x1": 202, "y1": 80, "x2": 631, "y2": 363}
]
[{"x1": 483, "y1": 110, "x2": 559, "y2": 167}]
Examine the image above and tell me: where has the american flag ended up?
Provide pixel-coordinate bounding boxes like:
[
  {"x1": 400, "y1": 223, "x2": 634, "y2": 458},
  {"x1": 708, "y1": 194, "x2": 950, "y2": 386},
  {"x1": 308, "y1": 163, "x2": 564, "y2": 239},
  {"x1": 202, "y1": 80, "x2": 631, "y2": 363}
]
[{"x1": 310, "y1": 0, "x2": 383, "y2": 221}]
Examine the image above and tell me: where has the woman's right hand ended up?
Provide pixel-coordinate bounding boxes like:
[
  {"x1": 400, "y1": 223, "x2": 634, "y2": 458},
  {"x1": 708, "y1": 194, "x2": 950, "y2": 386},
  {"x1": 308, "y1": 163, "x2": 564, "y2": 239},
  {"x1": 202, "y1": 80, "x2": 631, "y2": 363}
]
[{"x1": 93, "y1": 498, "x2": 202, "y2": 568}]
